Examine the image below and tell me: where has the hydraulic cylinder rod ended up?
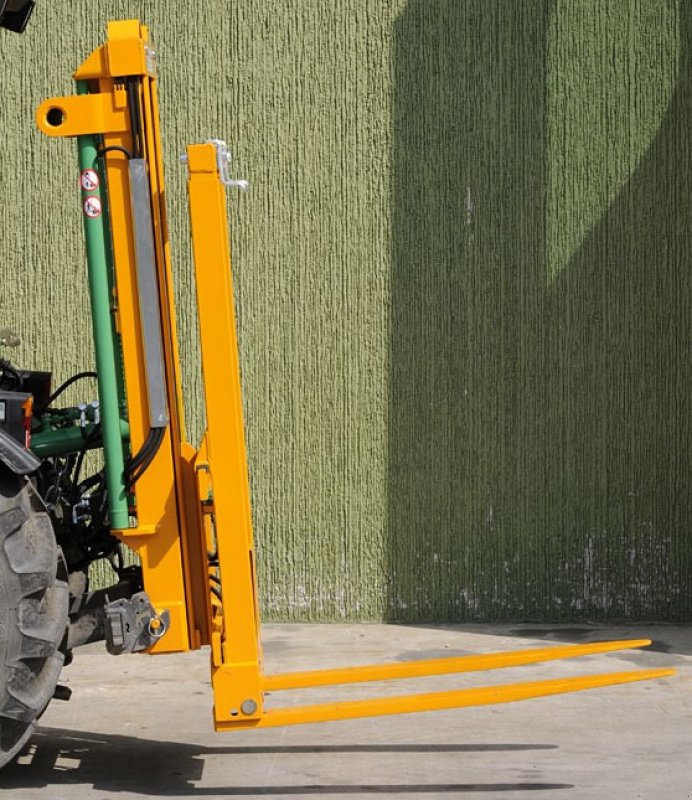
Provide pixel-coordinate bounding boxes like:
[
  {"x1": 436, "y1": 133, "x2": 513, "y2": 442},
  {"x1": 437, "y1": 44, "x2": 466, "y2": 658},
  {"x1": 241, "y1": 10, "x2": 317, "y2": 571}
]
[{"x1": 75, "y1": 82, "x2": 129, "y2": 530}]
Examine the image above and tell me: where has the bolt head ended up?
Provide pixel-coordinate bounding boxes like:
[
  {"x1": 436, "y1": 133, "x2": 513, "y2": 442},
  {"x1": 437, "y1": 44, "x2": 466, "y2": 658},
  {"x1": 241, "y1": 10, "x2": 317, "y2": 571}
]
[{"x1": 240, "y1": 699, "x2": 258, "y2": 716}]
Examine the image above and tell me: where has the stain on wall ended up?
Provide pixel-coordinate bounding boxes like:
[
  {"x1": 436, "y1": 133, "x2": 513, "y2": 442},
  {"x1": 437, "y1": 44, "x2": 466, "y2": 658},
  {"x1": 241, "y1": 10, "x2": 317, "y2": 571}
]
[{"x1": 0, "y1": 0, "x2": 689, "y2": 621}]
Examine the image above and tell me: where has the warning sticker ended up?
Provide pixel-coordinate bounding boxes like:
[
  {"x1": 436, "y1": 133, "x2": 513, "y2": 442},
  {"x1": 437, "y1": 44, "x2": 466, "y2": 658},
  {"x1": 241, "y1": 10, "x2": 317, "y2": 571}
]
[
  {"x1": 80, "y1": 169, "x2": 99, "y2": 192},
  {"x1": 83, "y1": 197, "x2": 102, "y2": 218}
]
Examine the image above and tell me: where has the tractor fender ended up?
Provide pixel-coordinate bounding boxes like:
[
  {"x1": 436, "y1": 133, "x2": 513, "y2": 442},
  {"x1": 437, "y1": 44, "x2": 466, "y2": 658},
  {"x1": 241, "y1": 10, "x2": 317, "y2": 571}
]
[{"x1": 0, "y1": 428, "x2": 40, "y2": 475}]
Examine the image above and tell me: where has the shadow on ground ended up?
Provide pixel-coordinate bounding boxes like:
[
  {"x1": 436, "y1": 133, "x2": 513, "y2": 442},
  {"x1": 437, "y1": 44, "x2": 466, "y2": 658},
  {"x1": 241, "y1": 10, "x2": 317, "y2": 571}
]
[
  {"x1": 0, "y1": 727, "x2": 568, "y2": 795},
  {"x1": 393, "y1": 622, "x2": 692, "y2": 664}
]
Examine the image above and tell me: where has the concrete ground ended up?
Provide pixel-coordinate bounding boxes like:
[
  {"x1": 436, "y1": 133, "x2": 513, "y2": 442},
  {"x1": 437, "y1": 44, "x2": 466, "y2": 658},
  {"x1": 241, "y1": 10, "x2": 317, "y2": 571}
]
[{"x1": 1, "y1": 623, "x2": 690, "y2": 799}]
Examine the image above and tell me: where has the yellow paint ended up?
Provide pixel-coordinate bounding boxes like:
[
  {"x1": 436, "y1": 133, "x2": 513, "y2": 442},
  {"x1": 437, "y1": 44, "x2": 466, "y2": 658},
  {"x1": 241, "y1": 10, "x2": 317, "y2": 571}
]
[
  {"x1": 185, "y1": 141, "x2": 264, "y2": 724},
  {"x1": 105, "y1": 19, "x2": 150, "y2": 78},
  {"x1": 263, "y1": 639, "x2": 654, "y2": 690},
  {"x1": 37, "y1": 19, "x2": 192, "y2": 655},
  {"x1": 35, "y1": 93, "x2": 129, "y2": 138},
  {"x1": 37, "y1": 20, "x2": 675, "y2": 734},
  {"x1": 218, "y1": 668, "x2": 676, "y2": 730}
]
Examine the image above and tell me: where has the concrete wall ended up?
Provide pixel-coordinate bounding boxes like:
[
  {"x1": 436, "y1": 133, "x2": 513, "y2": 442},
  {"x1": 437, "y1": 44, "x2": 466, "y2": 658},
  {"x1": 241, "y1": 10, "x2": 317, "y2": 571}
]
[{"x1": 1, "y1": 0, "x2": 690, "y2": 621}]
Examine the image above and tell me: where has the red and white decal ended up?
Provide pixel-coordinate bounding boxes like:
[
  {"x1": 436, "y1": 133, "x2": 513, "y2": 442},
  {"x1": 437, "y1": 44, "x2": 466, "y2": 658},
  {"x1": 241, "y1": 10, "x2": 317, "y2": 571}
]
[
  {"x1": 80, "y1": 169, "x2": 99, "y2": 192},
  {"x1": 83, "y1": 196, "x2": 102, "y2": 218}
]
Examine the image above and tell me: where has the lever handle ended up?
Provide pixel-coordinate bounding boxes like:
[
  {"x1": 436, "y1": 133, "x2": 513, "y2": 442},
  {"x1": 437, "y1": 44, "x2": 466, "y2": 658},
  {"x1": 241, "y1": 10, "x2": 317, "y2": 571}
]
[
  {"x1": 224, "y1": 178, "x2": 249, "y2": 191},
  {"x1": 206, "y1": 138, "x2": 249, "y2": 190},
  {"x1": 180, "y1": 140, "x2": 249, "y2": 190}
]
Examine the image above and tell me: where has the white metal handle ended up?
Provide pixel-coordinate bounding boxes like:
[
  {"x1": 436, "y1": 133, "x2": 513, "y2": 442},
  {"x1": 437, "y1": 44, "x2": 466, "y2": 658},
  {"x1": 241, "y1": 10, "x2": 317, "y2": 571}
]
[
  {"x1": 208, "y1": 138, "x2": 249, "y2": 190},
  {"x1": 180, "y1": 139, "x2": 249, "y2": 191}
]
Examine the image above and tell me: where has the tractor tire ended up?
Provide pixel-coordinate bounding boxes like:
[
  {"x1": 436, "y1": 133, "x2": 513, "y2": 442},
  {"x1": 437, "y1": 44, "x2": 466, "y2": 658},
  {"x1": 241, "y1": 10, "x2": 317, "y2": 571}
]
[{"x1": 0, "y1": 471, "x2": 68, "y2": 768}]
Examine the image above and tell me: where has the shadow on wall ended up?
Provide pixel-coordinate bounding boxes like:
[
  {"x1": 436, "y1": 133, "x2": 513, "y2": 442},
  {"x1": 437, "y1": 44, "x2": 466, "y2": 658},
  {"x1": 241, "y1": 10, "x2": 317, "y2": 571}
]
[{"x1": 388, "y1": 0, "x2": 692, "y2": 622}]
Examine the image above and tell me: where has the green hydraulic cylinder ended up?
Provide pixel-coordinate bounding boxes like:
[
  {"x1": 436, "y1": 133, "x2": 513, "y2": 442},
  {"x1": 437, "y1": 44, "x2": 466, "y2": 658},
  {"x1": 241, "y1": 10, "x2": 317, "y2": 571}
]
[
  {"x1": 31, "y1": 418, "x2": 130, "y2": 459},
  {"x1": 76, "y1": 81, "x2": 129, "y2": 530}
]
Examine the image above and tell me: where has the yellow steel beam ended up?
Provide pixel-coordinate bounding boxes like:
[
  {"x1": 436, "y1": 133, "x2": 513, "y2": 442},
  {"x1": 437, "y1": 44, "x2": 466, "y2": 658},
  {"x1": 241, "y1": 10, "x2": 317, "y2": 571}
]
[
  {"x1": 89, "y1": 24, "x2": 193, "y2": 653},
  {"x1": 185, "y1": 141, "x2": 263, "y2": 726},
  {"x1": 219, "y1": 668, "x2": 674, "y2": 730},
  {"x1": 36, "y1": 92, "x2": 129, "y2": 138},
  {"x1": 262, "y1": 638, "x2": 653, "y2": 691},
  {"x1": 36, "y1": 19, "x2": 197, "y2": 654}
]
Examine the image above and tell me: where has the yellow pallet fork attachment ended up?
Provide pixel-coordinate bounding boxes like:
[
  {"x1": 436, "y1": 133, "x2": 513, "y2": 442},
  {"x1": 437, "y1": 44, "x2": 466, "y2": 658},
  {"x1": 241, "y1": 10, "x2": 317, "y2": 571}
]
[{"x1": 36, "y1": 20, "x2": 673, "y2": 733}]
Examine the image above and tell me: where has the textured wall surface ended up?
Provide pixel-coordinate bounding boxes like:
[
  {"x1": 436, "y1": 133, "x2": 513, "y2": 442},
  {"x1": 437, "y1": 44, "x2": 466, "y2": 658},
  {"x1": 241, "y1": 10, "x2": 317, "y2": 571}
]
[{"x1": 0, "y1": 0, "x2": 689, "y2": 621}]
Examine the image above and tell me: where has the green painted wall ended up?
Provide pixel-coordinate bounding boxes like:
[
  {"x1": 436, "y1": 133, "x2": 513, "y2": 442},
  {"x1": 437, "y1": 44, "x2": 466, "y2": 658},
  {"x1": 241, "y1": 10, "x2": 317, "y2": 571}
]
[{"x1": 0, "y1": 0, "x2": 690, "y2": 621}]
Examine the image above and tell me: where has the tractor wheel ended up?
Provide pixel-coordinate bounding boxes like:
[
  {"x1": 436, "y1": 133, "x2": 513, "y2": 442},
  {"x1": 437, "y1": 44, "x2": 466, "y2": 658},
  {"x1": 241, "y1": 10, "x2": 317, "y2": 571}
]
[{"x1": 0, "y1": 471, "x2": 68, "y2": 768}]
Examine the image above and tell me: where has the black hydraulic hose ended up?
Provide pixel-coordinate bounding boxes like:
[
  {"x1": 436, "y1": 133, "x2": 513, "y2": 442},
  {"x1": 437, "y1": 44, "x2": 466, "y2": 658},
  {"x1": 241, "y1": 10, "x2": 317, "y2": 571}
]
[
  {"x1": 128, "y1": 428, "x2": 165, "y2": 486},
  {"x1": 72, "y1": 422, "x2": 102, "y2": 490},
  {"x1": 96, "y1": 145, "x2": 133, "y2": 161},
  {"x1": 124, "y1": 426, "x2": 165, "y2": 489},
  {"x1": 124, "y1": 427, "x2": 158, "y2": 475},
  {"x1": 126, "y1": 77, "x2": 143, "y2": 158},
  {"x1": 0, "y1": 358, "x2": 22, "y2": 390},
  {"x1": 38, "y1": 371, "x2": 98, "y2": 411},
  {"x1": 210, "y1": 585, "x2": 223, "y2": 602},
  {"x1": 78, "y1": 471, "x2": 104, "y2": 493},
  {"x1": 45, "y1": 453, "x2": 76, "y2": 510}
]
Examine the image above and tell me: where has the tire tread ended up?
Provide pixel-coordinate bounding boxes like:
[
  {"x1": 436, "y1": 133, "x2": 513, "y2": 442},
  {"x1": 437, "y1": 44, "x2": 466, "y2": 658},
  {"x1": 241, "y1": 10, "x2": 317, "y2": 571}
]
[{"x1": 0, "y1": 475, "x2": 67, "y2": 767}]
